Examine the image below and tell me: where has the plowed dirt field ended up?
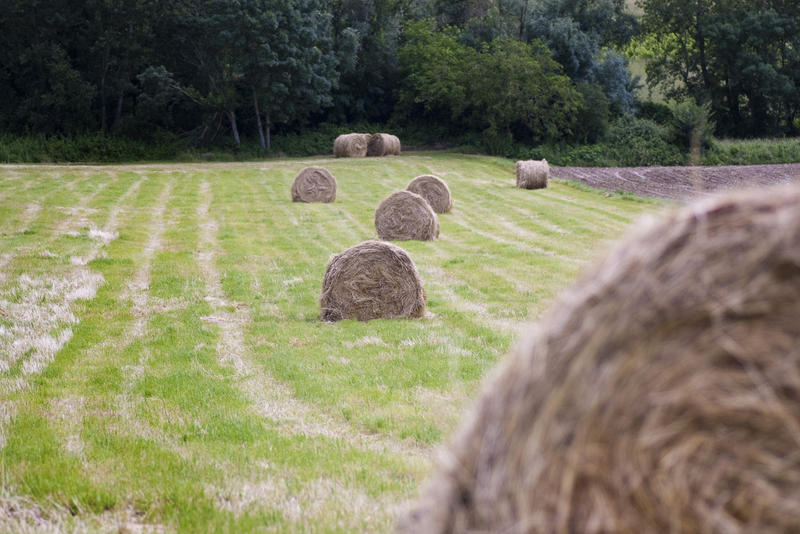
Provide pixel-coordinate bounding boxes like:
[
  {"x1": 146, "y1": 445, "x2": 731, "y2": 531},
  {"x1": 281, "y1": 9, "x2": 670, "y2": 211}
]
[{"x1": 553, "y1": 163, "x2": 800, "y2": 200}]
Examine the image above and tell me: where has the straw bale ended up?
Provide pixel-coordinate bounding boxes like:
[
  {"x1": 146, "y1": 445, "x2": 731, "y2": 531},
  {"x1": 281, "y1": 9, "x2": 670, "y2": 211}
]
[
  {"x1": 375, "y1": 191, "x2": 439, "y2": 241},
  {"x1": 291, "y1": 166, "x2": 336, "y2": 203},
  {"x1": 320, "y1": 240, "x2": 426, "y2": 321},
  {"x1": 406, "y1": 175, "x2": 453, "y2": 213},
  {"x1": 367, "y1": 133, "x2": 401, "y2": 157},
  {"x1": 333, "y1": 133, "x2": 370, "y2": 157},
  {"x1": 399, "y1": 184, "x2": 800, "y2": 534},
  {"x1": 516, "y1": 159, "x2": 549, "y2": 189}
]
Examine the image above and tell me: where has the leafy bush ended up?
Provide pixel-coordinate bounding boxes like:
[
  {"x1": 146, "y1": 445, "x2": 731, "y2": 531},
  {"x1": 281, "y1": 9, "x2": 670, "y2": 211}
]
[
  {"x1": 522, "y1": 142, "x2": 607, "y2": 166},
  {"x1": 604, "y1": 115, "x2": 684, "y2": 165},
  {"x1": 637, "y1": 101, "x2": 673, "y2": 124},
  {"x1": 397, "y1": 22, "x2": 582, "y2": 143},
  {"x1": 703, "y1": 138, "x2": 800, "y2": 165},
  {"x1": 670, "y1": 100, "x2": 715, "y2": 151},
  {"x1": 516, "y1": 116, "x2": 684, "y2": 166},
  {"x1": 0, "y1": 133, "x2": 180, "y2": 163},
  {"x1": 574, "y1": 82, "x2": 610, "y2": 143},
  {"x1": 590, "y1": 51, "x2": 639, "y2": 114}
]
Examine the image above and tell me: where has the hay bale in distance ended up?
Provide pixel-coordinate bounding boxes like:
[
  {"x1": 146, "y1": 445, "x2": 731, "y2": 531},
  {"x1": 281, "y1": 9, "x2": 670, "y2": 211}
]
[
  {"x1": 375, "y1": 191, "x2": 439, "y2": 241},
  {"x1": 399, "y1": 185, "x2": 800, "y2": 534},
  {"x1": 291, "y1": 166, "x2": 336, "y2": 203},
  {"x1": 516, "y1": 159, "x2": 549, "y2": 189},
  {"x1": 320, "y1": 240, "x2": 426, "y2": 322},
  {"x1": 406, "y1": 175, "x2": 453, "y2": 214},
  {"x1": 367, "y1": 133, "x2": 401, "y2": 157},
  {"x1": 333, "y1": 133, "x2": 370, "y2": 157}
]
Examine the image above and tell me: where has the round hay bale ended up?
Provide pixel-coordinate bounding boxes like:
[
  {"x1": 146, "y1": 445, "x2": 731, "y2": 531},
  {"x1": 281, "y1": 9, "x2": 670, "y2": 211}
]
[
  {"x1": 375, "y1": 191, "x2": 439, "y2": 241},
  {"x1": 367, "y1": 133, "x2": 401, "y2": 157},
  {"x1": 333, "y1": 133, "x2": 370, "y2": 157},
  {"x1": 516, "y1": 159, "x2": 549, "y2": 189},
  {"x1": 291, "y1": 166, "x2": 336, "y2": 203},
  {"x1": 320, "y1": 240, "x2": 426, "y2": 322},
  {"x1": 406, "y1": 175, "x2": 453, "y2": 214},
  {"x1": 399, "y1": 185, "x2": 800, "y2": 534}
]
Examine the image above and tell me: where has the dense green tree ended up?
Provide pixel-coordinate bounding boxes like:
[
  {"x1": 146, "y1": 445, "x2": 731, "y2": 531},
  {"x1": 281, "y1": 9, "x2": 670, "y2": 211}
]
[
  {"x1": 469, "y1": 39, "x2": 582, "y2": 140},
  {"x1": 526, "y1": 0, "x2": 639, "y2": 112},
  {"x1": 396, "y1": 22, "x2": 474, "y2": 123},
  {"x1": 0, "y1": 0, "x2": 96, "y2": 133},
  {"x1": 529, "y1": 0, "x2": 638, "y2": 46},
  {"x1": 156, "y1": 0, "x2": 340, "y2": 146},
  {"x1": 669, "y1": 100, "x2": 715, "y2": 150},
  {"x1": 574, "y1": 81, "x2": 610, "y2": 142},
  {"x1": 8, "y1": 0, "x2": 758, "y2": 149},
  {"x1": 159, "y1": 0, "x2": 246, "y2": 144},
  {"x1": 429, "y1": 0, "x2": 531, "y2": 45},
  {"x1": 82, "y1": 0, "x2": 159, "y2": 132},
  {"x1": 398, "y1": 21, "x2": 581, "y2": 141},
  {"x1": 419, "y1": 0, "x2": 638, "y2": 118},
  {"x1": 638, "y1": 0, "x2": 800, "y2": 136},
  {"x1": 240, "y1": 0, "x2": 340, "y2": 149},
  {"x1": 0, "y1": 0, "x2": 345, "y2": 144},
  {"x1": 328, "y1": 0, "x2": 409, "y2": 123},
  {"x1": 528, "y1": 16, "x2": 595, "y2": 80},
  {"x1": 134, "y1": 66, "x2": 186, "y2": 130}
]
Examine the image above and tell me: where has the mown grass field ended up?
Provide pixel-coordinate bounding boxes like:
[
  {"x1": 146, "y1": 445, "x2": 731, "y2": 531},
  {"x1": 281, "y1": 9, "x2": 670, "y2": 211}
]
[{"x1": 0, "y1": 154, "x2": 659, "y2": 532}]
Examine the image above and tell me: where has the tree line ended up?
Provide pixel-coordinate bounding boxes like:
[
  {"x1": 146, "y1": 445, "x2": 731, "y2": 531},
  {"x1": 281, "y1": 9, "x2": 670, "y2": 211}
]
[
  {"x1": 1, "y1": 0, "x2": 798, "y2": 150},
  {"x1": 638, "y1": 0, "x2": 800, "y2": 137}
]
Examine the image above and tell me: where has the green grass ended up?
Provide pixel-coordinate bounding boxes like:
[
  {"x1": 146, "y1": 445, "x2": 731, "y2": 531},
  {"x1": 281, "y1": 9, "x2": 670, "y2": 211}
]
[{"x1": 0, "y1": 154, "x2": 661, "y2": 532}]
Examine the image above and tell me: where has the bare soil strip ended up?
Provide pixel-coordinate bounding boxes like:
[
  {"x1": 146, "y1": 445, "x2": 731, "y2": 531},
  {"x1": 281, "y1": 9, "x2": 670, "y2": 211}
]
[
  {"x1": 0, "y1": 178, "x2": 148, "y2": 494},
  {"x1": 54, "y1": 178, "x2": 114, "y2": 236},
  {"x1": 19, "y1": 181, "x2": 176, "y2": 530},
  {"x1": 553, "y1": 163, "x2": 800, "y2": 200},
  {"x1": 207, "y1": 474, "x2": 407, "y2": 530},
  {"x1": 125, "y1": 181, "x2": 171, "y2": 336},
  {"x1": 111, "y1": 182, "x2": 191, "y2": 457},
  {"x1": 0, "y1": 203, "x2": 41, "y2": 236},
  {"x1": 0, "y1": 177, "x2": 144, "y2": 459},
  {"x1": 71, "y1": 175, "x2": 146, "y2": 266},
  {"x1": 0, "y1": 173, "x2": 93, "y2": 279},
  {"x1": 0, "y1": 493, "x2": 170, "y2": 534},
  {"x1": 0, "y1": 176, "x2": 143, "y2": 380}
]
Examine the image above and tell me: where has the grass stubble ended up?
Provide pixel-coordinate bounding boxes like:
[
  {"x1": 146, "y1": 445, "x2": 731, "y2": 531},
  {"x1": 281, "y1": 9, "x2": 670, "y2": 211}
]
[{"x1": 0, "y1": 154, "x2": 657, "y2": 532}]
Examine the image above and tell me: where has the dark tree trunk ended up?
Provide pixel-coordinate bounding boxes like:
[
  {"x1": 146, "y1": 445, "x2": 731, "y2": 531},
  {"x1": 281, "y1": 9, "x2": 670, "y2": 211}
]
[
  {"x1": 227, "y1": 110, "x2": 241, "y2": 145},
  {"x1": 252, "y1": 86, "x2": 266, "y2": 150},
  {"x1": 725, "y1": 77, "x2": 742, "y2": 137},
  {"x1": 749, "y1": 92, "x2": 769, "y2": 137},
  {"x1": 695, "y1": 0, "x2": 711, "y2": 94},
  {"x1": 99, "y1": 36, "x2": 111, "y2": 134},
  {"x1": 679, "y1": 36, "x2": 692, "y2": 88},
  {"x1": 265, "y1": 111, "x2": 271, "y2": 151},
  {"x1": 100, "y1": 74, "x2": 108, "y2": 133},
  {"x1": 112, "y1": 93, "x2": 123, "y2": 129},
  {"x1": 113, "y1": 22, "x2": 133, "y2": 131}
]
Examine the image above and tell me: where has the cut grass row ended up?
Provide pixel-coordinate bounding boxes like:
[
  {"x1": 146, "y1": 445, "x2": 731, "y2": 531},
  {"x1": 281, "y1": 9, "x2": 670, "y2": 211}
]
[{"x1": 0, "y1": 154, "x2": 659, "y2": 531}]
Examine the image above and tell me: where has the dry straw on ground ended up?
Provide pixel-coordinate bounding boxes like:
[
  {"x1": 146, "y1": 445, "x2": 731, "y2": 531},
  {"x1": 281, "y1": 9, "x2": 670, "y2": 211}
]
[
  {"x1": 516, "y1": 159, "x2": 549, "y2": 189},
  {"x1": 291, "y1": 166, "x2": 336, "y2": 203},
  {"x1": 333, "y1": 133, "x2": 370, "y2": 157},
  {"x1": 367, "y1": 133, "x2": 401, "y2": 157},
  {"x1": 375, "y1": 191, "x2": 439, "y2": 241},
  {"x1": 399, "y1": 184, "x2": 800, "y2": 534},
  {"x1": 406, "y1": 175, "x2": 453, "y2": 214},
  {"x1": 320, "y1": 240, "x2": 426, "y2": 322}
]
